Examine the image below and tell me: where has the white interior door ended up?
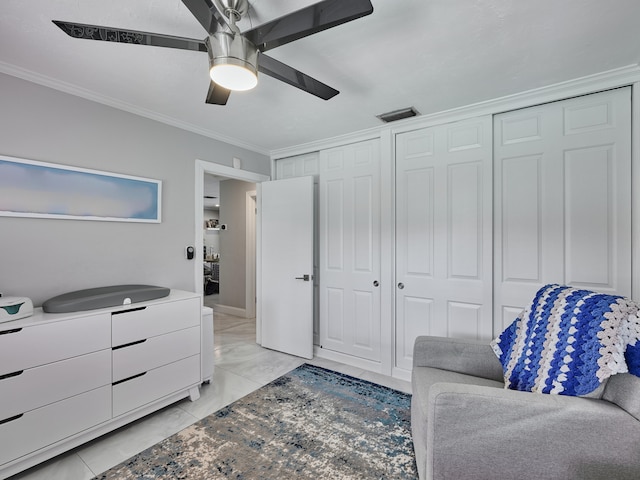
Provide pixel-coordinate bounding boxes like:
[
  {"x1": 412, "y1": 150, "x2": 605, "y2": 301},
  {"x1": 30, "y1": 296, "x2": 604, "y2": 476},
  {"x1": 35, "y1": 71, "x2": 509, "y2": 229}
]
[
  {"x1": 259, "y1": 176, "x2": 314, "y2": 359},
  {"x1": 395, "y1": 116, "x2": 493, "y2": 372},
  {"x1": 494, "y1": 87, "x2": 632, "y2": 332}
]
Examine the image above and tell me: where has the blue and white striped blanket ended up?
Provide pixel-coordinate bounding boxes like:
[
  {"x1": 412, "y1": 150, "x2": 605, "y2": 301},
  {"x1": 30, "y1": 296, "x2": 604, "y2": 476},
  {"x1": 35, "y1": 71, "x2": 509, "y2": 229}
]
[{"x1": 491, "y1": 284, "x2": 640, "y2": 396}]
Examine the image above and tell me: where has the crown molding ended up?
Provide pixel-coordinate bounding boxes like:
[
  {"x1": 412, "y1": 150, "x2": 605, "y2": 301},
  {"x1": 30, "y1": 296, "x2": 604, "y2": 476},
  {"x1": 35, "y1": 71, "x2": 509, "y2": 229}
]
[
  {"x1": 0, "y1": 61, "x2": 270, "y2": 156},
  {"x1": 271, "y1": 64, "x2": 640, "y2": 158}
]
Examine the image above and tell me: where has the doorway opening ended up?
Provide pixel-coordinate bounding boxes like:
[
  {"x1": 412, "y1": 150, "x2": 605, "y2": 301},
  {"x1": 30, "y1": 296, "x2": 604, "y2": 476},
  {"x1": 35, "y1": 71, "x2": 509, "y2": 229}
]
[{"x1": 194, "y1": 160, "x2": 269, "y2": 319}]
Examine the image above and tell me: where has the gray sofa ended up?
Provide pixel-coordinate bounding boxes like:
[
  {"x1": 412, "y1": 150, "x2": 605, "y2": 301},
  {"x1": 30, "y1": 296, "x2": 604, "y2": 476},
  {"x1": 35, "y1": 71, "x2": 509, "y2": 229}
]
[{"x1": 411, "y1": 336, "x2": 640, "y2": 480}]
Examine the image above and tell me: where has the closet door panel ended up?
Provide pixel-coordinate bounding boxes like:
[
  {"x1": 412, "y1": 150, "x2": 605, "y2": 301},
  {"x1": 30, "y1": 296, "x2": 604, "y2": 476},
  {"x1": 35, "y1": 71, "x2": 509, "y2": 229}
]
[
  {"x1": 494, "y1": 87, "x2": 631, "y2": 332},
  {"x1": 397, "y1": 296, "x2": 434, "y2": 367},
  {"x1": 353, "y1": 175, "x2": 374, "y2": 272},
  {"x1": 395, "y1": 117, "x2": 493, "y2": 372},
  {"x1": 565, "y1": 146, "x2": 613, "y2": 287},
  {"x1": 325, "y1": 179, "x2": 345, "y2": 270},
  {"x1": 447, "y1": 301, "x2": 483, "y2": 339},
  {"x1": 319, "y1": 139, "x2": 381, "y2": 362},
  {"x1": 448, "y1": 162, "x2": 482, "y2": 279},
  {"x1": 501, "y1": 155, "x2": 541, "y2": 283},
  {"x1": 404, "y1": 168, "x2": 434, "y2": 276},
  {"x1": 325, "y1": 287, "x2": 345, "y2": 343}
]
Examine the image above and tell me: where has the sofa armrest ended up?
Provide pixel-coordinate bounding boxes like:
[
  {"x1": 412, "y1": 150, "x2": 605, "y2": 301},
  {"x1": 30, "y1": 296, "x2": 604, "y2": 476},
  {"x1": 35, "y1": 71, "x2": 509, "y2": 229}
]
[
  {"x1": 413, "y1": 336, "x2": 503, "y2": 382},
  {"x1": 425, "y1": 383, "x2": 640, "y2": 480}
]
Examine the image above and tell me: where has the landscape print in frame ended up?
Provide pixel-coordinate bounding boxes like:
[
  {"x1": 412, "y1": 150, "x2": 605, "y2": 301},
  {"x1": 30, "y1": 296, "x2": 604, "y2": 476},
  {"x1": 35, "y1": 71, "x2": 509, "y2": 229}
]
[{"x1": 0, "y1": 155, "x2": 161, "y2": 223}]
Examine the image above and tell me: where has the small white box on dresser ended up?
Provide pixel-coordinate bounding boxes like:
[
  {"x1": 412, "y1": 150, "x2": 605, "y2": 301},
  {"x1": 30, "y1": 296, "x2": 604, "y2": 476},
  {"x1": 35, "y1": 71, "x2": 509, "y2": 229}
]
[{"x1": 0, "y1": 289, "x2": 203, "y2": 480}]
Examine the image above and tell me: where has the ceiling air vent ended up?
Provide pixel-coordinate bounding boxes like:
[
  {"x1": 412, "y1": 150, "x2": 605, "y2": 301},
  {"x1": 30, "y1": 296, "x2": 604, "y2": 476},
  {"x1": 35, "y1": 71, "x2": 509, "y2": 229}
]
[{"x1": 376, "y1": 107, "x2": 419, "y2": 123}]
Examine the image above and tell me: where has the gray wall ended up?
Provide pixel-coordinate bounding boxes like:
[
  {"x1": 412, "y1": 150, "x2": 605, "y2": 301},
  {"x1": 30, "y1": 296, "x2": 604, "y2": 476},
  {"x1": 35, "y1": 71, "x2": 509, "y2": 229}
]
[
  {"x1": 218, "y1": 179, "x2": 256, "y2": 309},
  {"x1": 0, "y1": 73, "x2": 269, "y2": 306}
]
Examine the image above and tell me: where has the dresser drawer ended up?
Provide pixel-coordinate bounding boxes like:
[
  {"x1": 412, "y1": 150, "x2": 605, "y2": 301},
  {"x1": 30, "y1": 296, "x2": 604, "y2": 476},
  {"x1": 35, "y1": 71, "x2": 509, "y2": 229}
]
[
  {"x1": 0, "y1": 349, "x2": 111, "y2": 420},
  {"x1": 112, "y1": 326, "x2": 200, "y2": 382},
  {"x1": 112, "y1": 297, "x2": 200, "y2": 346},
  {"x1": 0, "y1": 314, "x2": 111, "y2": 376},
  {"x1": 0, "y1": 385, "x2": 111, "y2": 466},
  {"x1": 113, "y1": 355, "x2": 200, "y2": 417}
]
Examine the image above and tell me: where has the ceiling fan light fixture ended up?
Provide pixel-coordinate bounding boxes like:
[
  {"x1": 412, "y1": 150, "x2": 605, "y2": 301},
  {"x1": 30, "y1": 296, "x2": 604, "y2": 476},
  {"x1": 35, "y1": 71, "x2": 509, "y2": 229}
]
[{"x1": 207, "y1": 32, "x2": 258, "y2": 91}]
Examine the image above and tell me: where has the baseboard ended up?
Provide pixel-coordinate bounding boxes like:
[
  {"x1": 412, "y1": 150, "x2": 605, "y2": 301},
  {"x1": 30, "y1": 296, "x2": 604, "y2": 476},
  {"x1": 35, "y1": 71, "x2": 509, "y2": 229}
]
[
  {"x1": 213, "y1": 303, "x2": 249, "y2": 318},
  {"x1": 392, "y1": 367, "x2": 412, "y2": 383},
  {"x1": 314, "y1": 346, "x2": 383, "y2": 374}
]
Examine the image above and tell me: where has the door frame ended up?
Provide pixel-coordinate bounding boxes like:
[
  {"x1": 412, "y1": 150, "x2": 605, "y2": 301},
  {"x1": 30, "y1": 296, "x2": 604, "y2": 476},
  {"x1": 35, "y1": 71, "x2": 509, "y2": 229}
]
[
  {"x1": 194, "y1": 160, "x2": 269, "y2": 316},
  {"x1": 245, "y1": 190, "x2": 257, "y2": 318}
]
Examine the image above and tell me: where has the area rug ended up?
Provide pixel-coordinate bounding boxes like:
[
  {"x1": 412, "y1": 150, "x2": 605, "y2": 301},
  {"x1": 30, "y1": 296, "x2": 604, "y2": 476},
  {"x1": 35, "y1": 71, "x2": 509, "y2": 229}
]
[{"x1": 94, "y1": 364, "x2": 417, "y2": 479}]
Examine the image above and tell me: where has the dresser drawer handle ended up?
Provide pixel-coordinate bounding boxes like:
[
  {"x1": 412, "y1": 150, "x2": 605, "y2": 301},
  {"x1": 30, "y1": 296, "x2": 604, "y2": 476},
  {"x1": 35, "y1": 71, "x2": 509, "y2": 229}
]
[
  {"x1": 112, "y1": 306, "x2": 147, "y2": 316},
  {"x1": 0, "y1": 413, "x2": 23, "y2": 425},
  {"x1": 0, "y1": 370, "x2": 23, "y2": 381},
  {"x1": 113, "y1": 371, "x2": 147, "y2": 386},
  {"x1": 112, "y1": 339, "x2": 147, "y2": 350},
  {"x1": 0, "y1": 328, "x2": 22, "y2": 336}
]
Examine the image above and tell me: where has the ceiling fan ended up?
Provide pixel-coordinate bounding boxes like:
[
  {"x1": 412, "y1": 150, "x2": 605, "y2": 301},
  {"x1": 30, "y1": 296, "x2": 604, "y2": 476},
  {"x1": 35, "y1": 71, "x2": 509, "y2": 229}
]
[{"x1": 52, "y1": 0, "x2": 374, "y2": 105}]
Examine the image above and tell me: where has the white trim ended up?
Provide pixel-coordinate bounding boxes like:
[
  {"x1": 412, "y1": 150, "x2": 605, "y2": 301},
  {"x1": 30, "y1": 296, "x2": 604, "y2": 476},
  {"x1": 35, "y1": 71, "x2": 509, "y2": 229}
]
[
  {"x1": 270, "y1": 64, "x2": 640, "y2": 159},
  {"x1": 0, "y1": 62, "x2": 269, "y2": 156},
  {"x1": 378, "y1": 128, "x2": 394, "y2": 376},
  {"x1": 194, "y1": 159, "x2": 269, "y2": 297},
  {"x1": 391, "y1": 367, "x2": 411, "y2": 383},
  {"x1": 632, "y1": 82, "x2": 640, "y2": 301},
  {"x1": 245, "y1": 190, "x2": 257, "y2": 319},
  {"x1": 256, "y1": 182, "x2": 263, "y2": 345},
  {"x1": 314, "y1": 346, "x2": 383, "y2": 374},
  {"x1": 390, "y1": 66, "x2": 640, "y2": 136},
  {"x1": 271, "y1": 130, "x2": 382, "y2": 160}
]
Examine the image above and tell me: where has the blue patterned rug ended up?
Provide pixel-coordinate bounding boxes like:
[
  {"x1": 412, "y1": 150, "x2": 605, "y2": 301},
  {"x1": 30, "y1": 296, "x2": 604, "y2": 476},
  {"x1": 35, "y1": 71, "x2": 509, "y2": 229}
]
[{"x1": 95, "y1": 364, "x2": 417, "y2": 479}]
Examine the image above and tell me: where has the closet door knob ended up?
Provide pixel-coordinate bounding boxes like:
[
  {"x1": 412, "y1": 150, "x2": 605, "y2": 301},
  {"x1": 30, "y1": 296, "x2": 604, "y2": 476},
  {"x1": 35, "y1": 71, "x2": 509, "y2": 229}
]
[
  {"x1": 397, "y1": 282, "x2": 405, "y2": 290},
  {"x1": 373, "y1": 280, "x2": 379, "y2": 287}
]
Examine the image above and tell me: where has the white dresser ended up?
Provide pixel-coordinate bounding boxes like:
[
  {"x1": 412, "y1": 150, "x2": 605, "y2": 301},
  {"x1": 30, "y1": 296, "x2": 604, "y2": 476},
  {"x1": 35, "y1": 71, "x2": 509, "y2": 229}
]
[{"x1": 0, "y1": 289, "x2": 203, "y2": 479}]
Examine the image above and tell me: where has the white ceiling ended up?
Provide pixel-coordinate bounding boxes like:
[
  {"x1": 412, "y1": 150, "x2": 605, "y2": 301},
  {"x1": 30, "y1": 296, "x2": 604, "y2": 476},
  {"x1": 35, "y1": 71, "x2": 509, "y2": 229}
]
[{"x1": 2, "y1": 1, "x2": 640, "y2": 154}]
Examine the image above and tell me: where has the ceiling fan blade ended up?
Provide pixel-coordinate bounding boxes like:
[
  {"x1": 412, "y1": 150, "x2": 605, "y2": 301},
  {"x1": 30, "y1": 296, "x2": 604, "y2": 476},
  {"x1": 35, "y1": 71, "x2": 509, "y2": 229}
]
[
  {"x1": 181, "y1": 0, "x2": 228, "y2": 35},
  {"x1": 258, "y1": 54, "x2": 338, "y2": 101},
  {"x1": 244, "y1": 0, "x2": 373, "y2": 52},
  {"x1": 206, "y1": 81, "x2": 231, "y2": 105},
  {"x1": 52, "y1": 20, "x2": 206, "y2": 52}
]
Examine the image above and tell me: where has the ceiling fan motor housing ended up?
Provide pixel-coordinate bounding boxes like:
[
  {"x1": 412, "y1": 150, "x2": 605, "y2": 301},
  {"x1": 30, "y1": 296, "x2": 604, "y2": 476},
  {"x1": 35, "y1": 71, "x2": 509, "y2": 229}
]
[{"x1": 207, "y1": 32, "x2": 258, "y2": 79}]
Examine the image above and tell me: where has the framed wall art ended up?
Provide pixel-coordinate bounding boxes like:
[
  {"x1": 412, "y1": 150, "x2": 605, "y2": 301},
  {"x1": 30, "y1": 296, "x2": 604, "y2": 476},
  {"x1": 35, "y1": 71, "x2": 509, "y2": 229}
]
[{"x1": 0, "y1": 155, "x2": 161, "y2": 223}]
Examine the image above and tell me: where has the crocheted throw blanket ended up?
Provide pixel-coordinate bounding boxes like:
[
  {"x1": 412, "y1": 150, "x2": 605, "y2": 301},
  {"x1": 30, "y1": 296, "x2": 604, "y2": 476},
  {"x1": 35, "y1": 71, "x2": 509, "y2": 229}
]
[{"x1": 491, "y1": 284, "x2": 640, "y2": 396}]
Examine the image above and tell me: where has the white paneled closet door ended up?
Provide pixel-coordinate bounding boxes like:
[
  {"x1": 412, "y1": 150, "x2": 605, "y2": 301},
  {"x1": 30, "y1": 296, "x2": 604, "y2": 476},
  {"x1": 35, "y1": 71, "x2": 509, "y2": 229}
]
[
  {"x1": 395, "y1": 116, "x2": 493, "y2": 372},
  {"x1": 494, "y1": 87, "x2": 632, "y2": 332},
  {"x1": 319, "y1": 139, "x2": 381, "y2": 362}
]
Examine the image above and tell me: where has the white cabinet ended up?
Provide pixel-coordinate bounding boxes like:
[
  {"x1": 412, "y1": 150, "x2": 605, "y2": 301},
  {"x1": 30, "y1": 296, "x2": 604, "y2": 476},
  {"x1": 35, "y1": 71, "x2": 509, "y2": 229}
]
[
  {"x1": 113, "y1": 355, "x2": 201, "y2": 417},
  {"x1": 0, "y1": 290, "x2": 202, "y2": 480},
  {"x1": 0, "y1": 313, "x2": 111, "y2": 374}
]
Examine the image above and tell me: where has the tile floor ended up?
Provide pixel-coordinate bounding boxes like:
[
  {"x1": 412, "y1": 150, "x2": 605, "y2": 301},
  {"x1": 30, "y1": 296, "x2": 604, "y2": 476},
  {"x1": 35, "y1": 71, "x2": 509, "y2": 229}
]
[{"x1": 9, "y1": 311, "x2": 410, "y2": 480}]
